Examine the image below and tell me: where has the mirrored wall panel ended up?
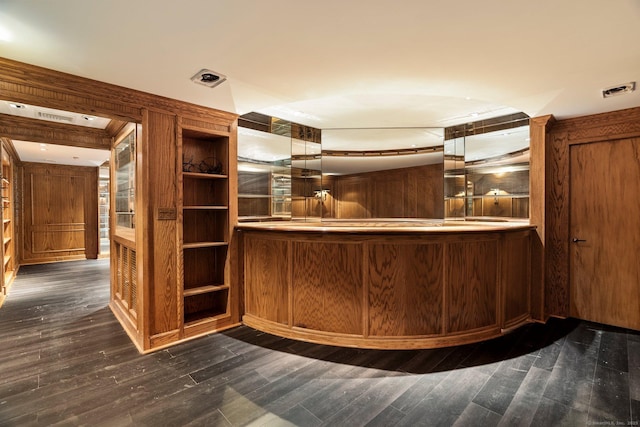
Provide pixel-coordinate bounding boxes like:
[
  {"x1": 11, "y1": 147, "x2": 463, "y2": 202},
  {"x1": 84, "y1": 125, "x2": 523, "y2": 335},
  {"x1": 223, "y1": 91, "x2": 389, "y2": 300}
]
[
  {"x1": 237, "y1": 114, "x2": 323, "y2": 222},
  {"x1": 239, "y1": 112, "x2": 529, "y2": 223},
  {"x1": 321, "y1": 128, "x2": 444, "y2": 220},
  {"x1": 444, "y1": 136, "x2": 465, "y2": 219},
  {"x1": 237, "y1": 126, "x2": 292, "y2": 221},
  {"x1": 464, "y1": 125, "x2": 530, "y2": 219},
  {"x1": 291, "y1": 123, "x2": 322, "y2": 221},
  {"x1": 444, "y1": 113, "x2": 530, "y2": 220}
]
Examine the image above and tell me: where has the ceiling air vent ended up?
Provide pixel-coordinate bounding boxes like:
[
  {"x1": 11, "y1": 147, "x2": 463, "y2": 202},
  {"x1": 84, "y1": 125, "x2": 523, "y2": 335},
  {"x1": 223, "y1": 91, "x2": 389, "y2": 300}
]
[
  {"x1": 602, "y1": 82, "x2": 635, "y2": 98},
  {"x1": 190, "y1": 68, "x2": 227, "y2": 88},
  {"x1": 37, "y1": 111, "x2": 75, "y2": 122}
]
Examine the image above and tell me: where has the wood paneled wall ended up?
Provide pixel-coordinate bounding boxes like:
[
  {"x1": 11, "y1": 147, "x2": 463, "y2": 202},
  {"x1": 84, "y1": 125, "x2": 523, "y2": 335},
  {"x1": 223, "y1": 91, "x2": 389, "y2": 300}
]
[
  {"x1": 0, "y1": 57, "x2": 239, "y2": 352},
  {"x1": 540, "y1": 106, "x2": 640, "y2": 319},
  {"x1": 327, "y1": 163, "x2": 444, "y2": 219},
  {"x1": 21, "y1": 162, "x2": 98, "y2": 264}
]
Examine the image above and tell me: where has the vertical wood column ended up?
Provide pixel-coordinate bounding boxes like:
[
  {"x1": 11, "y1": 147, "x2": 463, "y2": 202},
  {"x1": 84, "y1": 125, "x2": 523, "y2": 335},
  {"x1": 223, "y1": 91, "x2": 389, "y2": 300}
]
[
  {"x1": 545, "y1": 129, "x2": 570, "y2": 318},
  {"x1": 143, "y1": 109, "x2": 179, "y2": 343},
  {"x1": 529, "y1": 115, "x2": 555, "y2": 321}
]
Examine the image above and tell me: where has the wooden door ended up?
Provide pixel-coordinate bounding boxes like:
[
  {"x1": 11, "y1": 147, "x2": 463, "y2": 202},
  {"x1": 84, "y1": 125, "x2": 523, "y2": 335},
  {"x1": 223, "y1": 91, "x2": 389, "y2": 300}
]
[
  {"x1": 569, "y1": 137, "x2": 640, "y2": 330},
  {"x1": 22, "y1": 162, "x2": 98, "y2": 264}
]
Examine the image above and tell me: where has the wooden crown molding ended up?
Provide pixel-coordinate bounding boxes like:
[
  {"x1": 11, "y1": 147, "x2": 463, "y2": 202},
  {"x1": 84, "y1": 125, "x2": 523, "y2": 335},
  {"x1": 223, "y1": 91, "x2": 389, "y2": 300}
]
[
  {"x1": 550, "y1": 106, "x2": 640, "y2": 144},
  {"x1": 105, "y1": 119, "x2": 129, "y2": 138},
  {"x1": 0, "y1": 113, "x2": 111, "y2": 150}
]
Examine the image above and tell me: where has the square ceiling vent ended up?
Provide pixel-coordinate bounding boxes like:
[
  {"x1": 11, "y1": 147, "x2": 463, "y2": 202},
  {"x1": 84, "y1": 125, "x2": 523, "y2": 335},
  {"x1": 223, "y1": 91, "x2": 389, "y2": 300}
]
[
  {"x1": 190, "y1": 68, "x2": 227, "y2": 88},
  {"x1": 602, "y1": 82, "x2": 635, "y2": 98}
]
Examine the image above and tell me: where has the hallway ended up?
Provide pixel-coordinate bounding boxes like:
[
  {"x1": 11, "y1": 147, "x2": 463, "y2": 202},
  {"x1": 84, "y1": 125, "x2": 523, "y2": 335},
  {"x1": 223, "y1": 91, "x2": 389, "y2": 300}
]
[{"x1": 0, "y1": 259, "x2": 638, "y2": 426}]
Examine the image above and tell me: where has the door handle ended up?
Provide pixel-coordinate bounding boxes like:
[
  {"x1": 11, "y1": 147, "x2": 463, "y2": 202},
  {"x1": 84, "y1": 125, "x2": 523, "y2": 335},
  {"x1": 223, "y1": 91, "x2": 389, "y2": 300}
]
[{"x1": 572, "y1": 238, "x2": 587, "y2": 243}]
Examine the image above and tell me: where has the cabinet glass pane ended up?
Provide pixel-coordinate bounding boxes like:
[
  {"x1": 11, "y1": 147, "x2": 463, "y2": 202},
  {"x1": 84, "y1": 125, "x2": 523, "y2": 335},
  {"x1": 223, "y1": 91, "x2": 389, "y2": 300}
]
[{"x1": 114, "y1": 130, "x2": 135, "y2": 229}]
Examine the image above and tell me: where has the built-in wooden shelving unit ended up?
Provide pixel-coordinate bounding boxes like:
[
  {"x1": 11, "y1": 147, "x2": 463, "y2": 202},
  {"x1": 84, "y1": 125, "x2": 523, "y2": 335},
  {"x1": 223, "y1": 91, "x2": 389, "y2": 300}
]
[
  {"x1": 1, "y1": 143, "x2": 16, "y2": 301},
  {"x1": 180, "y1": 124, "x2": 236, "y2": 338}
]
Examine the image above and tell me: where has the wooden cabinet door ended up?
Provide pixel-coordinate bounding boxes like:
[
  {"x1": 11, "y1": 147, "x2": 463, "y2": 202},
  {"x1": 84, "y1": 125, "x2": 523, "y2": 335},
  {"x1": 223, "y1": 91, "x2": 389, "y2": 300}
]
[{"x1": 569, "y1": 137, "x2": 640, "y2": 330}]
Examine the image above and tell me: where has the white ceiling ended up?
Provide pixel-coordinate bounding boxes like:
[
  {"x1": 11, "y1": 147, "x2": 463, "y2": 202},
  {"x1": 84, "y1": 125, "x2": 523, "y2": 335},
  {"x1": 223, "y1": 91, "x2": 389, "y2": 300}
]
[
  {"x1": 2, "y1": 0, "x2": 639, "y2": 128},
  {"x1": 1, "y1": 1, "x2": 639, "y2": 170},
  {"x1": 0, "y1": 100, "x2": 112, "y2": 166},
  {"x1": 0, "y1": 100, "x2": 110, "y2": 129},
  {"x1": 12, "y1": 139, "x2": 110, "y2": 167}
]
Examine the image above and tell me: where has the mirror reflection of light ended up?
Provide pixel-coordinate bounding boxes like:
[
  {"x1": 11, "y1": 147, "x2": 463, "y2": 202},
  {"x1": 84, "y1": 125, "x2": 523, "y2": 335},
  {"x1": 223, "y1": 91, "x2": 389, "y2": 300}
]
[
  {"x1": 238, "y1": 164, "x2": 269, "y2": 173},
  {"x1": 0, "y1": 24, "x2": 13, "y2": 42}
]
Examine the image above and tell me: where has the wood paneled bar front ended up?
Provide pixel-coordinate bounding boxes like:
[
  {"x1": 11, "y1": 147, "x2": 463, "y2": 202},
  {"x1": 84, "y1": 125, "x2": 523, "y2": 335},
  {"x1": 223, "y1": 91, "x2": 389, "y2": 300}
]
[{"x1": 237, "y1": 221, "x2": 534, "y2": 349}]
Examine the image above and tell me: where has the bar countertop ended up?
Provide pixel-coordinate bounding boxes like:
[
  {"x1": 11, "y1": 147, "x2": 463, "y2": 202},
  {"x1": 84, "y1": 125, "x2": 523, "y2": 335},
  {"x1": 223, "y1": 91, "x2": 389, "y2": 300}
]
[{"x1": 236, "y1": 218, "x2": 534, "y2": 234}]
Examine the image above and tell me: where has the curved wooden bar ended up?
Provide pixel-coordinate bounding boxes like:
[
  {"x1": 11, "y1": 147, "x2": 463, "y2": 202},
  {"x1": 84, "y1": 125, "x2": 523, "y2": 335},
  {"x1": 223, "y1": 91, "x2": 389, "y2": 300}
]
[{"x1": 237, "y1": 221, "x2": 535, "y2": 350}]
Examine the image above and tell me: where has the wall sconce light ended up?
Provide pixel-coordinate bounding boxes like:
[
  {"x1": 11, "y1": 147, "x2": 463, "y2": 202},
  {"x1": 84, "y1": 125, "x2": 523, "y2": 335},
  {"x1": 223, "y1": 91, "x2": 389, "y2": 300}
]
[
  {"x1": 490, "y1": 188, "x2": 500, "y2": 205},
  {"x1": 314, "y1": 189, "x2": 330, "y2": 202}
]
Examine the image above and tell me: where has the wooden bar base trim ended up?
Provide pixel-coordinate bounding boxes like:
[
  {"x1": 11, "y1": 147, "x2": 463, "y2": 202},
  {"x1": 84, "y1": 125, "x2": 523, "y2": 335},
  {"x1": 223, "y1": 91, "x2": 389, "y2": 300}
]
[
  {"x1": 240, "y1": 222, "x2": 534, "y2": 350},
  {"x1": 183, "y1": 316, "x2": 237, "y2": 339},
  {"x1": 244, "y1": 314, "x2": 518, "y2": 350},
  {"x1": 0, "y1": 267, "x2": 17, "y2": 309},
  {"x1": 110, "y1": 299, "x2": 242, "y2": 353},
  {"x1": 143, "y1": 323, "x2": 242, "y2": 354},
  {"x1": 502, "y1": 313, "x2": 532, "y2": 332},
  {"x1": 150, "y1": 330, "x2": 182, "y2": 349},
  {"x1": 109, "y1": 301, "x2": 144, "y2": 353}
]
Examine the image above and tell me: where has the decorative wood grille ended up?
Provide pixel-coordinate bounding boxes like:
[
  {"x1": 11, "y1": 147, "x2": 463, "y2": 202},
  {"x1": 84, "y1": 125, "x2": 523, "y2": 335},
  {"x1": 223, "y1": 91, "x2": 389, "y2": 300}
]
[{"x1": 115, "y1": 242, "x2": 137, "y2": 317}]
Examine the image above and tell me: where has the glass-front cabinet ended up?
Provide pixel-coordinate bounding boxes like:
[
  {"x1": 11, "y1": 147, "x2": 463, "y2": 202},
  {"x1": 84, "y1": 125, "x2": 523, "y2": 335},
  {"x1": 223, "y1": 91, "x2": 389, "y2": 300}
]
[
  {"x1": 113, "y1": 126, "x2": 136, "y2": 233},
  {"x1": 98, "y1": 163, "x2": 110, "y2": 256},
  {"x1": 110, "y1": 123, "x2": 138, "y2": 329},
  {"x1": 271, "y1": 173, "x2": 292, "y2": 216}
]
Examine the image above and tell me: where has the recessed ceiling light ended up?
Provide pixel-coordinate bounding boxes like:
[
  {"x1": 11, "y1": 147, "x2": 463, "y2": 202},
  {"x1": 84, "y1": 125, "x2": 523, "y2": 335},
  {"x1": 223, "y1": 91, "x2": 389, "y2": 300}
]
[
  {"x1": 8, "y1": 103, "x2": 25, "y2": 109},
  {"x1": 470, "y1": 112, "x2": 479, "y2": 117},
  {"x1": 40, "y1": 147, "x2": 47, "y2": 151},
  {"x1": 82, "y1": 115, "x2": 96, "y2": 121},
  {"x1": 190, "y1": 68, "x2": 227, "y2": 88}
]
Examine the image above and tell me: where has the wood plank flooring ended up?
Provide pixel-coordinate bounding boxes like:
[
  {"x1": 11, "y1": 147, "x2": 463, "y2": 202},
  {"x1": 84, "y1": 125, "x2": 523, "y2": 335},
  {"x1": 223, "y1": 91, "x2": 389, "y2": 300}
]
[{"x1": 0, "y1": 259, "x2": 639, "y2": 426}]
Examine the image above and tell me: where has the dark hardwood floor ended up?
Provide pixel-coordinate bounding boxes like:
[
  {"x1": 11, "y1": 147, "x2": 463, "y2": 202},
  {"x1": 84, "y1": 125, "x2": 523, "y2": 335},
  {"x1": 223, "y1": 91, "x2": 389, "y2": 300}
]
[{"x1": 0, "y1": 259, "x2": 638, "y2": 426}]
